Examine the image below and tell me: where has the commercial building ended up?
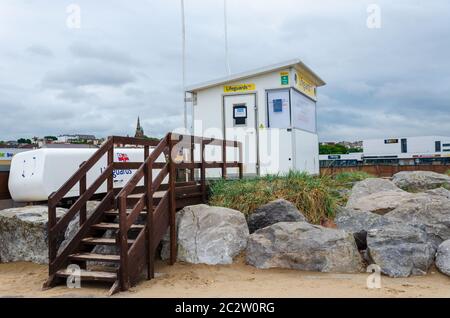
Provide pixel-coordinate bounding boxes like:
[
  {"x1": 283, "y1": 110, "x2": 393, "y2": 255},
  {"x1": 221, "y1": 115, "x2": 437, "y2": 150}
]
[{"x1": 319, "y1": 135, "x2": 450, "y2": 167}]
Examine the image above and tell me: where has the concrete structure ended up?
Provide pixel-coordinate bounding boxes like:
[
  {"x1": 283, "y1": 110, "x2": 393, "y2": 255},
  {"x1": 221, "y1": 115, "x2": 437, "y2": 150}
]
[
  {"x1": 319, "y1": 136, "x2": 450, "y2": 167},
  {"x1": 57, "y1": 134, "x2": 96, "y2": 143},
  {"x1": 363, "y1": 136, "x2": 450, "y2": 157},
  {"x1": 186, "y1": 59, "x2": 325, "y2": 176}
]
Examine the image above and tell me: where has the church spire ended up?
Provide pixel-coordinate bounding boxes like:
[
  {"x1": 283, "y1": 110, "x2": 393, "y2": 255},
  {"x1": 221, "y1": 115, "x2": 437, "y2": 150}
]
[{"x1": 135, "y1": 116, "x2": 144, "y2": 138}]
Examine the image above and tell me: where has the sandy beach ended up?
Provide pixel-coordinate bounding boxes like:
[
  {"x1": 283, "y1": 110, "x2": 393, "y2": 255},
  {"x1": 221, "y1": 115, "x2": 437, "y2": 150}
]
[{"x1": 1, "y1": 256, "x2": 449, "y2": 298}]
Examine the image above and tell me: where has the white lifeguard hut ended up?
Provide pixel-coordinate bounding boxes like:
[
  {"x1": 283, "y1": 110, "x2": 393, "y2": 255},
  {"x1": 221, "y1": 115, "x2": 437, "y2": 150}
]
[{"x1": 185, "y1": 59, "x2": 326, "y2": 176}]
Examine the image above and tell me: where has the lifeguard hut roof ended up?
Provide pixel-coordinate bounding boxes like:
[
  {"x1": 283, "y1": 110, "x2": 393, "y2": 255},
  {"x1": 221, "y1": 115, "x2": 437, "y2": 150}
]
[{"x1": 185, "y1": 58, "x2": 326, "y2": 93}]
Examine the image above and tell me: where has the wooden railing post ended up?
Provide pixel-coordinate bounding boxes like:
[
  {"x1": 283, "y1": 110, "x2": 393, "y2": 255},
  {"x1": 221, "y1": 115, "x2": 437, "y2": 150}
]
[
  {"x1": 118, "y1": 195, "x2": 130, "y2": 290},
  {"x1": 189, "y1": 135, "x2": 195, "y2": 182},
  {"x1": 201, "y1": 141, "x2": 206, "y2": 202},
  {"x1": 48, "y1": 200, "x2": 57, "y2": 275},
  {"x1": 107, "y1": 139, "x2": 114, "y2": 206},
  {"x1": 168, "y1": 134, "x2": 177, "y2": 265},
  {"x1": 238, "y1": 142, "x2": 243, "y2": 179},
  {"x1": 146, "y1": 160, "x2": 154, "y2": 279},
  {"x1": 79, "y1": 162, "x2": 86, "y2": 226},
  {"x1": 222, "y1": 139, "x2": 227, "y2": 179}
]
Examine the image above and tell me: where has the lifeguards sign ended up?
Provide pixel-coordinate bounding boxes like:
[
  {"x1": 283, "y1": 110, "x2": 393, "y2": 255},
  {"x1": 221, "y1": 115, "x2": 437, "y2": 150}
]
[
  {"x1": 223, "y1": 83, "x2": 255, "y2": 93},
  {"x1": 294, "y1": 71, "x2": 316, "y2": 99}
]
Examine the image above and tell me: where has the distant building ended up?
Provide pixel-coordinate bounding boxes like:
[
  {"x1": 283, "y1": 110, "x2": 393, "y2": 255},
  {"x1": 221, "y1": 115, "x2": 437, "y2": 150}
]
[
  {"x1": 57, "y1": 134, "x2": 96, "y2": 143},
  {"x1": 134, "y1": 117, "x2": 144, "y2": 138},
  {"x1": 319, "y1": 135, "x2": 450, "y2": 167}
]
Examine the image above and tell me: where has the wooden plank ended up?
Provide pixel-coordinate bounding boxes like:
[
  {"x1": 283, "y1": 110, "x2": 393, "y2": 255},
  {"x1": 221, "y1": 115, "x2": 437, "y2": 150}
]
[
  {"x1": 56, "y1": 269, "x2": 117, "y2": 282},
  {"x1": 118, "y1": 196, "x2": 130, "y2": 291},
  {"x1": 79, "y1": 162, "x2": 86, "y2": 225},
  {"x1": 222, "y1": 140, "x2": 227, "y2": 179},
  {"x1": 168, "y1": 135, "x2": 177, "y2": 265},
  {"x1": 91, "y1": 223, "x2": 144, "y2": 230},
  {"x1": 81, "y1": 237, "x2": 135, "y2": 246},
  {"x1": 112, "y1": 136, "x2": 160, "y2": 147},
  {"x1": 69, "y1": 253, "x2": 120, "y2": 262},
  {"x1": 104, "y1": 210, "x2": 147, "y2": 217},
  {"x1": 146, "y1": 161, "x2": 154, "y2": 280}
]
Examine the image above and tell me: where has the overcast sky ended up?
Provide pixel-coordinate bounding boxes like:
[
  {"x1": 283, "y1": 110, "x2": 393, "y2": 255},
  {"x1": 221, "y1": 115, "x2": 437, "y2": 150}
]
[{"x1": 1, "y1": 0, "x2": 449, "y2": 142}]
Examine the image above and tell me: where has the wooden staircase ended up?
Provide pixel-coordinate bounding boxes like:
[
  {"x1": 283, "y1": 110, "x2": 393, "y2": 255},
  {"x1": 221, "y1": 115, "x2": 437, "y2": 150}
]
[{"x1": 43, "y1": 133, "x2": 242, "y2": 294}]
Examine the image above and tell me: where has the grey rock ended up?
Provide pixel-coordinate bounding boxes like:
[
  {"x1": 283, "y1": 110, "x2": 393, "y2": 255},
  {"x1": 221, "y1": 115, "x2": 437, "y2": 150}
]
[
  {"x1": 0, "y1": 205, "x2": 67, "y2": 264},
  {"x1": 161, "y1": 204, "x2": 249, "y2": 265},
  {"x1": 392, "y1": 171, "x2": 450, "y2": 192},
  {"x1": 366, "y1": 223, "x2": 435, "y2": 277},
  {"x1": 347, "y1": 178, "x2": 404, "y2": 207},
  {"x1": 335, "y1": 207, "x2": 398, "y2": 250},
  {"x1": 386, "y1": 193, "x2": 450, "y2": 248},
  {"x1": 346, "y1": 190, "x2": 414, "y2": 214},
  {"x1": 425, "y1": 187, "x2": 450, "y2": 199},
  {"x1": 435, "y1": 240, "x2": 450, "y2": 276},
  {"x1": 247, "y1": 199, "x2": 306, "y2": 233},
  {"x1": 246, "y1": 222, "x2": 363, "y2": 272}
]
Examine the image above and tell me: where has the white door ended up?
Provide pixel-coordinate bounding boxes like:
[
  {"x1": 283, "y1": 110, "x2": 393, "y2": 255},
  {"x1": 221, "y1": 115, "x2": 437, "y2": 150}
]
[{"x1": 223, "y1": 94, "x2": 258, "y2": 175}]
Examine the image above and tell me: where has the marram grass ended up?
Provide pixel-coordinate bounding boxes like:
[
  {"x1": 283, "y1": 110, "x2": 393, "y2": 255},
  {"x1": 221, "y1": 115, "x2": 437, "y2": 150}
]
[{"x1": 208, "y1": 171, "x2": 373, "y2": 224}]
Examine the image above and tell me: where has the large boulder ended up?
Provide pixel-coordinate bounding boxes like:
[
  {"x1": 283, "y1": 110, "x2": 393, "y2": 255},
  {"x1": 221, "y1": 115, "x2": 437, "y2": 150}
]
[
  {"x1": 335, "y1": 208, "x2": 397, "y2": 250},
  {"x1": 435, "y1": 240, "x2": 450, "y2": 276},
  {"x1": 0, "y1": 205, "x2": 67, "y2": 264},
  {"x1": 366, "y1": 223, "x2": 435, "y2": 277},
  {"x1": 346, "y1": 178, "x2": 404, "y2": 207},
  {"x1": 426, "y1": 187, "x2": 450, "y2": 199},
  {"x1": 346, "y1": 190, "x2": 414, "y2": 214},
  {"x1": 392, "y1": 171, "x2": 450, "y2": 192},
  {"x1": 246, "y1": 222, "x2": 363, "y2": 272},
  {"x1": 161, "y1": 204, "x2": 249, "y2": 265},
  {"x1": 386, "y1": 194, "x2": 450, "y2": 248},
  {"x1": 247, "y1": 199, "x2": 306, "y2": 233}
]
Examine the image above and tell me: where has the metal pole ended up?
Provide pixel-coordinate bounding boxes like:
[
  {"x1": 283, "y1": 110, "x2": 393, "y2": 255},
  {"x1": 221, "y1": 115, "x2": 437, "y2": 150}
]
[
  {"x1": 181, "y1": 0, "x2": 187, "y2": 131},
  {"x1": 224, "y1": 0, "x2": 230, "y2": 75}
]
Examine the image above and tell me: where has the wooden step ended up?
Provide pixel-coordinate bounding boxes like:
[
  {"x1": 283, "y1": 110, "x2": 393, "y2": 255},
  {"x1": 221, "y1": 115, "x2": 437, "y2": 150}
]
[
  {"x1": 104, "y1": 210, "x2": 147, "y2": 217},
  {"x1": 55, "y1": 268, "x2": 117, "y2": 282},
  {"x1": 91, "y1": 222, "x2": 145, "y2": 230},
  {"x1": 69, "y1": 253, "x2": 120, "y2": 263},
  {"x1": 81, "y1": 237, "x2": 135, "y2": 246}
]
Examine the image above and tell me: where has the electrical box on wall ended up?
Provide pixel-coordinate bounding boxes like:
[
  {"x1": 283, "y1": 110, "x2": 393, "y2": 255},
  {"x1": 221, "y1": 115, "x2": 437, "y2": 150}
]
[{"x1": 233, "y1": 104, "x2": 247, "y2": 125}]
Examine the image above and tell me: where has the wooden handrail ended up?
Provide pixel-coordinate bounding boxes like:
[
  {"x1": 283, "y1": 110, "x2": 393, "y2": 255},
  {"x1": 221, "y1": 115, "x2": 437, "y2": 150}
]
[{"x1": 47, "y1": 132, "x2": 243, "y2": 291}]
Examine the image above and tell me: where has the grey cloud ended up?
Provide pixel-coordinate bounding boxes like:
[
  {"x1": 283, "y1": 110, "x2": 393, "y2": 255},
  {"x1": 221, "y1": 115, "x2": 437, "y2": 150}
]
[
  {"x1": 69, "y1": 42, "x2": 141, "y2": 66},
  {"x1": 26, "y1": 44, "x2": 53, "y2": 57},
  {"x1": 42, "y1": 64, "x2": 137, "y2": 88},
  {"x1": 1, "y1": 0, "x2": 449, "y2": 142}
]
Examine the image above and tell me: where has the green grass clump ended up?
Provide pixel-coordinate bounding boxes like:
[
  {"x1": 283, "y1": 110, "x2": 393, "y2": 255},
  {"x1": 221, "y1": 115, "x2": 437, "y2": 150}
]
[
  {"x1": 446, "y1": 169, "x2": 450, "y2": 176},
  {"x1": 208, "y1": 171, "x2": 373, "y2": 224}
]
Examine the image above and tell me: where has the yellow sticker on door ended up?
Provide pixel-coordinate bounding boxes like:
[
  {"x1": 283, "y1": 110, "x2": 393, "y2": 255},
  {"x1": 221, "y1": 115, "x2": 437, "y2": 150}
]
[{"x1": 224, "y1": 83, "x2": 256, "y2": 93}]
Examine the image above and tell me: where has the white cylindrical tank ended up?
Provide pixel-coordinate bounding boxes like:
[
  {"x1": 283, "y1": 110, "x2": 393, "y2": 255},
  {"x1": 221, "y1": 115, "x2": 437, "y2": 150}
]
[{"x1": 8, "y1": 148, "x2": 162, "y2": 202}]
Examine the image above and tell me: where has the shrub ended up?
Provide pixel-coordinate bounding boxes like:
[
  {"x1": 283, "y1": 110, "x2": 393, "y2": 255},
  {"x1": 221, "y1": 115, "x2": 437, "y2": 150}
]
[{"x1": 208, "y1": 171, "x2": 372, "y2": 224}]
